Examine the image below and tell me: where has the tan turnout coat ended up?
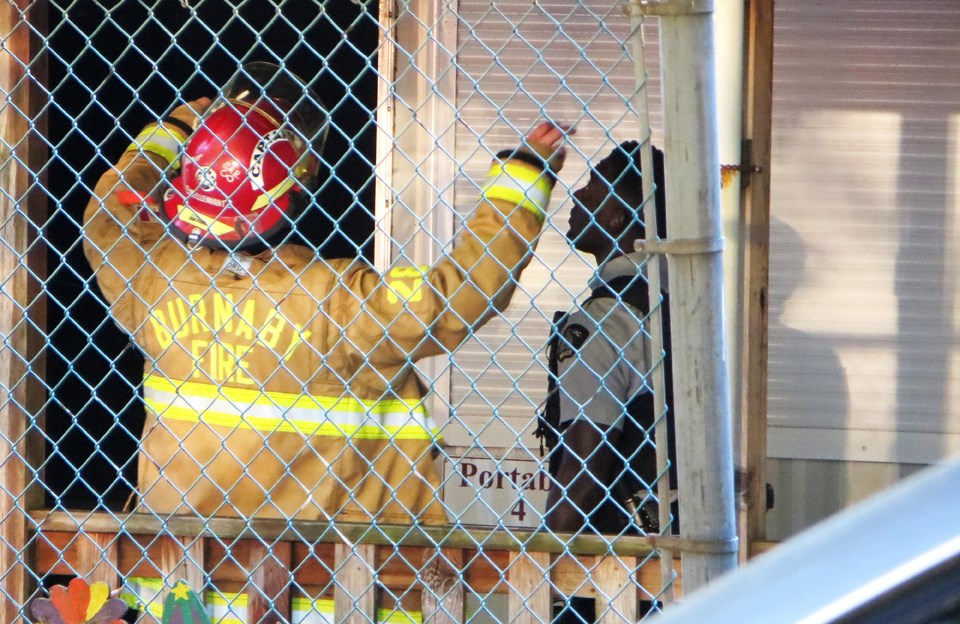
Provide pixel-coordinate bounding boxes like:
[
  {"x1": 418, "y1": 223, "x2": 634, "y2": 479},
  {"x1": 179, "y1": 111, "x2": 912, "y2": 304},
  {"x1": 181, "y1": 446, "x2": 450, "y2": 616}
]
[{"x1": 83, "y1": 143, "x2": 547, "y2": 525}]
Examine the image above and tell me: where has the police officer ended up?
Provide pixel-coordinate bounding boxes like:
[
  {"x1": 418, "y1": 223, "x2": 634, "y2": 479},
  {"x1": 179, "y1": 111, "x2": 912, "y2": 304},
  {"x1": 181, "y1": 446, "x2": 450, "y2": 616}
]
[
  {"x1": 540, "y1": 141, "x2": 672, "y2": 622},
  {"x1": 83, "y1": 61, "x2": 571, "y2": 524}
]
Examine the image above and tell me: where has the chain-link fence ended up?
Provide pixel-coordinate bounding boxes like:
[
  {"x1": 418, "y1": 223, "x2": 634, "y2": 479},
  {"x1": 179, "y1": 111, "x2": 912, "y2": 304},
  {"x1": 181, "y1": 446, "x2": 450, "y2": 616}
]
[{"x1": 0, "y1": 1, "x2": 728, "y2": 622}]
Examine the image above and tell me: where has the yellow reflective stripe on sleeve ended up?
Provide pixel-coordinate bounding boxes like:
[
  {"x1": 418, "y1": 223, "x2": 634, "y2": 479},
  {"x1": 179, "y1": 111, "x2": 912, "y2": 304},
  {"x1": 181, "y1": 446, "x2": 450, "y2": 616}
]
[
  {"x1": 482, "y1": 160, "x2": 554, "y2": 223},
  {"x1": 143, "y1": 375, "x2": 441, "y2": 441},
  {"x1": 126, "y1": 124, "x2": 189, "y2": 168}
]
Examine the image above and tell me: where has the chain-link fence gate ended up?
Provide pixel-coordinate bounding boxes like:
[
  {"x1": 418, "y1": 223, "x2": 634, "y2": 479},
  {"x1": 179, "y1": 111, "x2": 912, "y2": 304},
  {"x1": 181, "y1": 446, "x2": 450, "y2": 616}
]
[{"x1": 0, "y1": 1, "x2": 736, "y2": 622}]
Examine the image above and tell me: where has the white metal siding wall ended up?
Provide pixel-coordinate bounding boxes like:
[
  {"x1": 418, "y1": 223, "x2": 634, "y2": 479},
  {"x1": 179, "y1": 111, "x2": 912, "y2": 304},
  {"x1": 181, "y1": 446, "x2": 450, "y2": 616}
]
[
  {"x1": 383, "y1": 2, "x2": 664, "y2": 528},
  {"x1": 767, "y1": 0, "x2": 960, "y2": 536},
  {"x1": 444, "y1": 2, "x2": 662, "y2": 452}
]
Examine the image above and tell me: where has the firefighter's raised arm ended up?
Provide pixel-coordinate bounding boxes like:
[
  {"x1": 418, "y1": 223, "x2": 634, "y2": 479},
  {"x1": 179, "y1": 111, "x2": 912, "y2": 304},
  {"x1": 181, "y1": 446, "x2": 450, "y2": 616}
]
[
  {"x1": 82, "y1": 97, "x2": 211, "y2": 327},
  {"x1": 341, "y1": 121, "x2": 575, "y2": 363}
]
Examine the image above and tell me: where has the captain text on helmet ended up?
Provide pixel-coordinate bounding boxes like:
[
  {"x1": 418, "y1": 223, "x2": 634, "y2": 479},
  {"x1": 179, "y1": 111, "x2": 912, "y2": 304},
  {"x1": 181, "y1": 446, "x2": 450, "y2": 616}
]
[{"x1": 83, "y1": 61, "x2": 572, "y2": 524}]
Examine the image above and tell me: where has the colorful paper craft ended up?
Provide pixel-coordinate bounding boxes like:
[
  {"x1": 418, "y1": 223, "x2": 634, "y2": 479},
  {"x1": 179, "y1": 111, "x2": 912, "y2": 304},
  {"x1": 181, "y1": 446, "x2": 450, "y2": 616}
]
[
  {"x1": 30, "y1": 577, "x2": 127, "y2": 624},
  {"x1": 159, "y1": 580, "x2": 211, "y2": 624}
]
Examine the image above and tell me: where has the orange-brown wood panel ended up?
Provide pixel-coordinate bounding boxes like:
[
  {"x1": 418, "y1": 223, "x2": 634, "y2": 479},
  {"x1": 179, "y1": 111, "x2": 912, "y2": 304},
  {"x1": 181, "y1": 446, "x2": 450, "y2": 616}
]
[
  {"x1": 0, "y1": 2, "x2": 47, "y2": 620},
  {"x1": 74, "y1": 532, "x2": 120, "y2": 587},
  {"x1": 32, "y1": 530, "x2": 682, "y2": 618},
  {"x1": 248, "y1": 540, "x2": 292, "y2": 624}
]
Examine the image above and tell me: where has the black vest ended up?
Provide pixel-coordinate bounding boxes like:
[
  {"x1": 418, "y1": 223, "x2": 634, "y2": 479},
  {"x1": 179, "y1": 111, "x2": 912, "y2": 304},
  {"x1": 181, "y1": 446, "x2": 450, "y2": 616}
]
[{"x1": 536, "y1": 274, "x2": 675, "y2": 534}]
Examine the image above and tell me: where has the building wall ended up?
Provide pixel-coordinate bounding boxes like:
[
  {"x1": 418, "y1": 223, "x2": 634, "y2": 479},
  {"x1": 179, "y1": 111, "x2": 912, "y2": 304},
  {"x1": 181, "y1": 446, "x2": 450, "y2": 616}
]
[{"x1": 766, "y1": 0, "x2": 960, "y2": 539}]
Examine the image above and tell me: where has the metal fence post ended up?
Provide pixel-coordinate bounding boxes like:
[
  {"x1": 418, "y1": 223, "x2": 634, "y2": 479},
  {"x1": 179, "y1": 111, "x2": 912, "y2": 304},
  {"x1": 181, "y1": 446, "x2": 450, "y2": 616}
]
[{"x1": 641, "y1": 0, "x2": 739, "y2": 592}]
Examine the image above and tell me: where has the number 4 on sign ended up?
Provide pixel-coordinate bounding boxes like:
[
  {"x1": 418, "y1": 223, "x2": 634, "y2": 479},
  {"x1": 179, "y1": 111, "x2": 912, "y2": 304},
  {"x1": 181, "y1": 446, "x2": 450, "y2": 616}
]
[
  {"x1": 161, "y1": 581, "x2": 211, "y2": 624},
  {"x1": 511, "y1": 499, "x2": 527, "y2": 522}
]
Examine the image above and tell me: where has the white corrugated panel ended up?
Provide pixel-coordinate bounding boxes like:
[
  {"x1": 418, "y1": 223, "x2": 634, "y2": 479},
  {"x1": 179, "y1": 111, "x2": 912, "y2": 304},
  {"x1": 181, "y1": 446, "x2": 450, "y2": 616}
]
[
  {"x1": 440, "y1": 1, "x2": 663, "y2": 451},
  {"x1": 768, "y1": 0, "x2": 960, "y2": 463}
]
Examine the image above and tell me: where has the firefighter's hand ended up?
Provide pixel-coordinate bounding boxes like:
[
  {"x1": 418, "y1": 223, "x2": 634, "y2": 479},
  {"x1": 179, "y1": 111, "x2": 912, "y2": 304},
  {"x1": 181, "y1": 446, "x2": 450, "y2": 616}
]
[
  {"x1": 166, "y1": 97, "x2": 213, "y2": 132},
  {"x1": 521, "y1": 122, "x2": 574, "y2": 174}
]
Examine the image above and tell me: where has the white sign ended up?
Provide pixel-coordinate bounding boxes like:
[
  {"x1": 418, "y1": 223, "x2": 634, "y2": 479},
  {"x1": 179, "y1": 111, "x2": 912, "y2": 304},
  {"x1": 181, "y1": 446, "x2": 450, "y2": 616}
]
[{"x1": 442, "y1": 447, "x2": 552, "y2": 529}]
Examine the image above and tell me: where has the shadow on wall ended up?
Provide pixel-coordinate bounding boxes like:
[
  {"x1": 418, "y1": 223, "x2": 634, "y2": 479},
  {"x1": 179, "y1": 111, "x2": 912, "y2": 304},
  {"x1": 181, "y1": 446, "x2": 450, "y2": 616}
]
[
  {"x1": 766, "y1": 216, "x2": 850, "y2": 538},
  {"x1": 766, "y1": 0, "x2": 960, "y2": 539}
]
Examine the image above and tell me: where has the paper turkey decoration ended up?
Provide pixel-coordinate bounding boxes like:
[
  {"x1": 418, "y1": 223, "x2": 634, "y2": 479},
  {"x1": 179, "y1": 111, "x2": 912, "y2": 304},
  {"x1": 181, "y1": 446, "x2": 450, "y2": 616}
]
[{"x1": 30, "y1": 577, "x2": 128, "y2": 624}]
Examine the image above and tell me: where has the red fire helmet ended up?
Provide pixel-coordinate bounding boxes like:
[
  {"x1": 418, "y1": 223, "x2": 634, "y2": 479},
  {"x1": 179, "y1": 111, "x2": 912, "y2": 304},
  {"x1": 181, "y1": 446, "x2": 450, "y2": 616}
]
[{"x1": 162, "y1": 63, "x2": 328, "y2": 249}]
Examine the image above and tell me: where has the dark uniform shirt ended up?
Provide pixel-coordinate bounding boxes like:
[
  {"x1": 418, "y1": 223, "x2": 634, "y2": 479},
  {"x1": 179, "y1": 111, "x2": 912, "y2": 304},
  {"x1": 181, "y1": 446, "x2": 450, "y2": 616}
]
[
  {"x1": 556, "y1": 254, "x2": 654, "y2": 432},
  {"x1": 552, "y1": 252, "x2": 672, "y2": 534}
]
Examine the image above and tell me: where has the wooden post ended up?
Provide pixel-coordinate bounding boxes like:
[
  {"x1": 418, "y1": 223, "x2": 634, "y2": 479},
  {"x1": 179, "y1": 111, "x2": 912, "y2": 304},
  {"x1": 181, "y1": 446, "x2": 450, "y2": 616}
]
[
  {"x1": 335, "y1": 543, "x2": 376, "y2": 624},
  {"x1": 738, "y1": 0, "x2": 775, "y2": 561},
  {"x1": 158, "y1": 536, "x2": 206, "y2": 610},
  {"x1": 0, "y1": 2, "x2": 46, "y2": 622},
  {"x1": 421, "y1": 547, "x2": 464, "y2": 624},
  {"x1": 594, "y1": 555, "x2": 637, "y2": 624},
  {"x1": 373, "y1": 0, "x2": 398, "y2": 272},
  {"x1": 248, "y1": 540, "x2": 292, "y2": 624},
  {"x1": 507, "y1": 551, "x2": 550, "y2": 624},
  {"x1": 74, "y1": 532, "x2": 120, "y2": 587}
]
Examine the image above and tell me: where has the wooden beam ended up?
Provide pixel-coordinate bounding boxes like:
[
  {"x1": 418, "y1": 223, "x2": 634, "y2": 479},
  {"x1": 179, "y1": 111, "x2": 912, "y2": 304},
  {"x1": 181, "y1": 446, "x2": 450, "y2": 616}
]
[
  {"x1": 739, "y1": 0, "x2": 776, "y2": 561},
  {"x1": 420, "y1": 548, "x2": 464, "y2": 624},
  {"x1": 248, "y1": 540, "x2": 292, "y2": 624},
  {"x1": 31, "y1": 510, "x2": 733, "y2": 558},
  {"x1": 334, "y1": 542, "x2": 376, "y2": 624},
  {"x1": 0, "y1": 1, "x2": 46, "y2": 622},
  {"x1": 506, "y1": 551, "x2": 550, "y2": 624}
]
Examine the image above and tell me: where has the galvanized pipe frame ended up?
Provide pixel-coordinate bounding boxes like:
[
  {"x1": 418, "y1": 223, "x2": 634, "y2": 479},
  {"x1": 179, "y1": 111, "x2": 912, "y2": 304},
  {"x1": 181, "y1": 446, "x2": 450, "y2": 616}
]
[
  {"x1": 629, "y1": 0, "x2": 739, "y2": 593},
  {"x1": 627, "y1": 5, "x2": 677, "y2": 605}
]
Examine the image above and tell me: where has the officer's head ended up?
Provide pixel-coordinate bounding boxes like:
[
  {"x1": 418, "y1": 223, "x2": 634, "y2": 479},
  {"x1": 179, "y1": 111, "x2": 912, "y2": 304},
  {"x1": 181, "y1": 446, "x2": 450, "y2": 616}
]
[
  {"x1": 161, "y1": 62, "x2": 330, "y2": 251},
  {"x1": 566, "y1": 141, "x2": 665, "y2": 257}
]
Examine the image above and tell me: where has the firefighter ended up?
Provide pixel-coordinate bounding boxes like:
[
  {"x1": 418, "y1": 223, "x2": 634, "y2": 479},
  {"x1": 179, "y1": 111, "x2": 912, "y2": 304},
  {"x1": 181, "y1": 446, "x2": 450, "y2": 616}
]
[{"x1": 83, "y1": 62, "x2": 570, "y2": 524}]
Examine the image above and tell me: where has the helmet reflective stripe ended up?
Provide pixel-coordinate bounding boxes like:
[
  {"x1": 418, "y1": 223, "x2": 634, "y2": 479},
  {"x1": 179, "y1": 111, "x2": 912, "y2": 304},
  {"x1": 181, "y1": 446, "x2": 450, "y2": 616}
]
[
  {"x1": 250, "y1": 176, "x2": 298, "y2": 212},
  {"x1": 143, "y1": 375, "x2": 441, "y2": 441},
  {"x1": 176, "y1": 204, "x2": 236, "y2": 236}
]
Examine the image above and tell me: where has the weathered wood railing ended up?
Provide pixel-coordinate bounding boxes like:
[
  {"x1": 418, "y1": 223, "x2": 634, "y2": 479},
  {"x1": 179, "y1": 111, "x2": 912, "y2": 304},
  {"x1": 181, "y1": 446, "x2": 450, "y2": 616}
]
[{"x1": 29, "y1": 511, "x2": 693, "y2": 623}]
